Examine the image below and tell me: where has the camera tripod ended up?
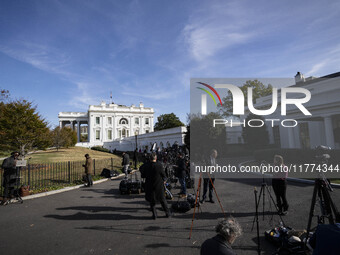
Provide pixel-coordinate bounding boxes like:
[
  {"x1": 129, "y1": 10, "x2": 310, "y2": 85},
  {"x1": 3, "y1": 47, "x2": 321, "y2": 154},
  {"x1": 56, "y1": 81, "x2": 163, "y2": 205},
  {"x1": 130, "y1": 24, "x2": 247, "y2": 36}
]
[
  {"x1": 189, "y1": 172, "x2": 226, "y2": 239},
  {"x1": 251, "y1": 174, "x2": 285, "y2": 231},
  {"x1": 305, "y1": 175, "x2": 340, "y2": 246}
]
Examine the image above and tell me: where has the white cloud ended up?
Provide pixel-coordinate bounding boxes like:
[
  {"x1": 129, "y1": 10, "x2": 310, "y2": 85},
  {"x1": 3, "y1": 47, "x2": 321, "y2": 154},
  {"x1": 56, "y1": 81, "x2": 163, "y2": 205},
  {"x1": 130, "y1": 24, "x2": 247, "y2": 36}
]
[
  {"x1": 181, "y1": 1, "x2": 256, "y2": 62},
  {"x1": 0, "y1": 41, "x2": 72, "y2": 76}
]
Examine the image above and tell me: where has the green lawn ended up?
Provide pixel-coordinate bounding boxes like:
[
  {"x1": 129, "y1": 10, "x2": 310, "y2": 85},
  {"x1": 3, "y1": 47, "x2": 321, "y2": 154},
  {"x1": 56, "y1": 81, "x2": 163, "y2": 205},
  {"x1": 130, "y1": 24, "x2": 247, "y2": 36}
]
[{"x1": 0, "y1": 147, "x2": 124, "y2": 195}]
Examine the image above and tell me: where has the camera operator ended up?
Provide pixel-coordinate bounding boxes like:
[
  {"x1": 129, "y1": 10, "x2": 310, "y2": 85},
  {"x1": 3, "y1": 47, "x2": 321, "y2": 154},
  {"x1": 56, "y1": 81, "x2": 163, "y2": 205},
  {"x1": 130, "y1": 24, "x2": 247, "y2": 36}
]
[
  {"x1": 272, "y1": 155, "x2": 289, "y2": 215},
  {"x1": 201, "y1": 149, "x2": 217, "y2": 204},
  {"x1": 1, "y1": 151, "x2": 19, "y2": 205},
  {"x1": 176, "y1": 153, "x2": 187, "y2": 198},
  {"x1": 201, "y1": 217, "x2": 242, "y2": 255}
]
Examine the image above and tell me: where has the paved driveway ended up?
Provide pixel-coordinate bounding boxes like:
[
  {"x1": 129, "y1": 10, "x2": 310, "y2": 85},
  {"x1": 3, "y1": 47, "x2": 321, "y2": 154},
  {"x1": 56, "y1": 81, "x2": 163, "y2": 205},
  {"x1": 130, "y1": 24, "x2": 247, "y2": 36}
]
[{"x1": 0, "y1": 172, "x2": 339, "y2": 255}]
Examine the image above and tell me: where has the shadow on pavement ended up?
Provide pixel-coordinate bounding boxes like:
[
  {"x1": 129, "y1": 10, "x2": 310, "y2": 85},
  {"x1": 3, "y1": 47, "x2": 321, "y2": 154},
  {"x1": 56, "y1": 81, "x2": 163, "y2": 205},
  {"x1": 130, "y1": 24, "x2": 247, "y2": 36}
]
[
  {"x1": 77, "y1": 225, "x2": 190, "y2": 240},
  {"x1": 144, "y1": 243, "x2": 200, "y2": 250},
  {"x1": 44, "y1": 212, "x2": 151, "y2": 221}
]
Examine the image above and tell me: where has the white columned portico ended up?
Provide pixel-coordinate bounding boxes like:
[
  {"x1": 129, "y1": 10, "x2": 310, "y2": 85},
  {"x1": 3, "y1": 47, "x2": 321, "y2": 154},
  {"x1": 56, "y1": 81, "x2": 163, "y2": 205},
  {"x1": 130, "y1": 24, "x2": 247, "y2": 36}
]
[
  {"x1": 324, "y1": 116, "x2": 335, "y2": 148},
  {"x1": 287, "y1": 126, "x2": 295, "y2": 148}
]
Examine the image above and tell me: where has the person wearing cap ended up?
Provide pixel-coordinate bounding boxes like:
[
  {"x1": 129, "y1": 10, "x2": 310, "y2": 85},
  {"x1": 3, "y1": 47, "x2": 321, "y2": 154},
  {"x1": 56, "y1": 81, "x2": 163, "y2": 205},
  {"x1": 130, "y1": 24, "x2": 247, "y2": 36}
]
[
  {"x1": 201, "y1": 217, "x2": 242, "y2": 255},
  {"x1": 82, "y1": 154, "x2": 93, "y2": 187},
  {"x1": 1, "y1": 152, "x2": 19, "y2": 205}
]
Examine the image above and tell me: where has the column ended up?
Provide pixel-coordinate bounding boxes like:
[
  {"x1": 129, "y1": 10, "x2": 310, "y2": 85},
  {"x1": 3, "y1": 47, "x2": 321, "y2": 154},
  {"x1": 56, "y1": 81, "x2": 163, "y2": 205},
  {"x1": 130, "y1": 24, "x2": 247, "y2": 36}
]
[
  {"x1": 324, "y1": 116, "x2": 335, "y2": 148},
  {"x1": 59, "y1": 121, "x2": 62, "y2": 128},
  {"x1": 77, "y1": 121, "x2": 80, "y2": 143},
  {"x1": 112, "y1": 115, "x2": 116, "y2": 139},
  {"x1": 129, "y1": 116, "x2": 133, "y2": 137},
  {"x1": 287, "y1": 125, "x2": 295, "y2": 148}
]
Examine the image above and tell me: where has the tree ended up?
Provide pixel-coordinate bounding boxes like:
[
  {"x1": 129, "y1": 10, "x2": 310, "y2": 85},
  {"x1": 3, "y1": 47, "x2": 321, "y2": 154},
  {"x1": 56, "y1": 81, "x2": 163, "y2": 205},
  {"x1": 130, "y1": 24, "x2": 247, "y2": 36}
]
[
  {"x1": 51, "y1": 126, "x2": 77, "y2": 150},
  {"x1": 184, "y1": 124, "x2": 190, "y2": 149},
  {"x1": 154, "y1": 113, "x2": 184, "y2": 131},
  {"x1": 218, "y1": 80, "x2": 273, "y2": 117},
  {"x1": 0, "y1": 100, "x2": 51, "y2": 154},
  {"x1": 0, "y1": 89, "x2": 10, "y2": 102},
  {"x1": 242, "y1": 114, "x2": 269, "y2": 149},
  {"x1": 189, "y1": 112, "x2": 226, "y2": 160}
]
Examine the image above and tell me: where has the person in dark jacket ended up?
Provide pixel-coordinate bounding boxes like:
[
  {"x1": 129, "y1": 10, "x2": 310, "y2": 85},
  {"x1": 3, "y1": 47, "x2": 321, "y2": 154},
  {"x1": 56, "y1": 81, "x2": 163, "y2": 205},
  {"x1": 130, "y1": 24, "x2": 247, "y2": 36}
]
[
  {"x1": 201, "y1": 217, "x2": 242, "y2": 255},
  {"x1": 201, "y1": 149, "x2": 218, "y2": 203},
  {"x1": 133, "y1": 148, "x2": 138, "y2": 169},
  {"x1": 122, "y1": 152, "x2": 130, "y2": 178},
  {"x1": 176, "y1": 153, "x2": 187, "y2": 197},
  {"x1": 144, "y1": 152, "x2": 171, "y2": 219},
  {"x1": 1, "y1": 152, "x2": 19, "y2": 205},
  {"x1": 82, "y1": 154, "x2": 93, "y2": 187}
]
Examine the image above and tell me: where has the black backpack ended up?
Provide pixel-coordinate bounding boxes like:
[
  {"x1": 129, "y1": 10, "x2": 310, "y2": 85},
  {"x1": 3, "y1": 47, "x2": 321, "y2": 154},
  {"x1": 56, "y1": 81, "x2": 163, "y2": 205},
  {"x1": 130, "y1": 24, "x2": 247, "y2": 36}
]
[{"x1": 171, "y1": 201, "x2": 191, "y2": 213}]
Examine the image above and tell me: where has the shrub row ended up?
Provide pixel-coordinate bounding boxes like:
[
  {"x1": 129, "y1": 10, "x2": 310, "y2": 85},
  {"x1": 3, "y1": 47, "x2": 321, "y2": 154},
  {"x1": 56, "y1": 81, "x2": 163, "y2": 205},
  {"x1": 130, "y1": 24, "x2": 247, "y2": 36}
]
[
  {"x1": 91, "y1": 146, "x2": 111, "y2": 153},
  {"x1": 254, "y1": 148, "x2": 340, "y2": 164}
]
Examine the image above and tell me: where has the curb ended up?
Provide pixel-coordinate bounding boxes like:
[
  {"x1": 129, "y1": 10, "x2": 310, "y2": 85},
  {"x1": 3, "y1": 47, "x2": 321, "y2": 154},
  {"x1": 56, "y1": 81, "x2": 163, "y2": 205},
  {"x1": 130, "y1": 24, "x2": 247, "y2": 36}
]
[
  {"x1": 21, "y1": 172, "x2": 131, "y2": 201},
  {"x1": 238, "y1": 161, "x2": 340, "y2": 188}
]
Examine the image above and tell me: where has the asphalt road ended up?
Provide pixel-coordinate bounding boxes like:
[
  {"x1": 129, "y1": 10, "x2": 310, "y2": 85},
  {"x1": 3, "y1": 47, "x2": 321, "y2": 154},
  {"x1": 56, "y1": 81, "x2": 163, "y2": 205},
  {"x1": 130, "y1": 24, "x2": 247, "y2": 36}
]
[{"x1": 1, "y1": 172, "x2": 339, "y2": 255}]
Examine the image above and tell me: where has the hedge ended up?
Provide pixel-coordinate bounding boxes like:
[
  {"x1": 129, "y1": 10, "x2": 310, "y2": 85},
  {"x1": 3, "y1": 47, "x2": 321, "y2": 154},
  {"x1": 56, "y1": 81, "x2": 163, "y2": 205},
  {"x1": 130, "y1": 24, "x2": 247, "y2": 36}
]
[
  {"x1": 91, "y1": 146, "x2": 111, "y2": 153},
  {"x1": 254, "y1": 148, "x2": 340, "y2": 164}
]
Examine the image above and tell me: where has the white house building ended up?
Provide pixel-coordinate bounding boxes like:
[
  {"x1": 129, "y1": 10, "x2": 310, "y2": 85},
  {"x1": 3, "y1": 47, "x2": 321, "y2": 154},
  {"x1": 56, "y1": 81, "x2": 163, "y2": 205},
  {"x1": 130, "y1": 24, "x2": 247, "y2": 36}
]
[
  {"x1": 235, "y1": 71, "x2": 340, "y2": 149},
  {"x1": 58, "y1": 101, "x2": 187, "y2": 151}
]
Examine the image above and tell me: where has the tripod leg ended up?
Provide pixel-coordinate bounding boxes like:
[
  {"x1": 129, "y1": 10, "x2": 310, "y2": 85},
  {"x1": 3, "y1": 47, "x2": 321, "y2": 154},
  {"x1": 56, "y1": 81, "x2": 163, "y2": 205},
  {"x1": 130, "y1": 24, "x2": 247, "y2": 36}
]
[
  {"x1": 189, "y1": 174, "x2": 202, "y2": 239},
  {"x1": 254, "y1": 188, "x2": 261, "y2": 255},
  {"x1": 251, "y1": 186, "x2": 263, "y2": 231},
  {"x1": 265, "y1": 185, "x2": 285, "y2": 225},
  {"x1": 305, "y1": 180, "x2": 318, "y2": 248},
  {"x1": 262, "y1": 183, "x2": 265, "y2": 220},
  {"x1": 207, "y1": 173, "x2": 226, "y2": 218}
]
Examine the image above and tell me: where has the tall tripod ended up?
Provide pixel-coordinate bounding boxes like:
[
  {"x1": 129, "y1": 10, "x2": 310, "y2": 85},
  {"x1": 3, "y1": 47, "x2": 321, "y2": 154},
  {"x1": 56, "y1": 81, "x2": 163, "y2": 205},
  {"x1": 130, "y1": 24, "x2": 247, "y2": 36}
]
[
  {"x1": 305, "y1": 176, "x2": 340, "y2": 246},
  {"x1": 251, "y1": 174, "x2": 284, "y2": 231},
  {"x1": 189, "y1": 172, "x2": 226, "y2": 239}
]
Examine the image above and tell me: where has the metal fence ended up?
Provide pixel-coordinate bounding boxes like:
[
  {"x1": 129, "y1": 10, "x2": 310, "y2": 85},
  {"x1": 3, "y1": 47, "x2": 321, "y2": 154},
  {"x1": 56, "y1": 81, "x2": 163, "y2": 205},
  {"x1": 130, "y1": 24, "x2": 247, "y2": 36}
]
[{"x1": 0, "y1": 158, "x2": 119, "y2": 194}]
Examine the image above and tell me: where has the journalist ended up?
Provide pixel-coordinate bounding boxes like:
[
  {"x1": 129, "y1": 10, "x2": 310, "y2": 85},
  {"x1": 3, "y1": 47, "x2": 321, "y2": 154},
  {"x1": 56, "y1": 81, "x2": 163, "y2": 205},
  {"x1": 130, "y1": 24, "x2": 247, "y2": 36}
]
[{"x1": 201, "y1": 217, "x2": 242, "y2": 255}]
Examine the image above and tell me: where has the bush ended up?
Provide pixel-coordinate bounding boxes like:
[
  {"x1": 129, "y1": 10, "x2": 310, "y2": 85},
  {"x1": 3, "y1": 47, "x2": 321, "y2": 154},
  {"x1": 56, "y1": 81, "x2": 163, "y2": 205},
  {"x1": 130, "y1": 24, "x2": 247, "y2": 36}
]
[
  {"x1": 254, "y1": 148, "x2": 340, "y2": 164},
  {"x1": 91, "y1": 146, "x2": 111, "y2": 153}
]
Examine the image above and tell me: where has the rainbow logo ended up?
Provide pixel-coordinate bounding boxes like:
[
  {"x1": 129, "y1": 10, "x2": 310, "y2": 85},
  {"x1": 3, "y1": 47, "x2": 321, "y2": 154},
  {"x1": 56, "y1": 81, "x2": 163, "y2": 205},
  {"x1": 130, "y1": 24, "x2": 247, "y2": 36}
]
[{"x1": 196, "y1": 82, "x2": 223, "y2": 106}]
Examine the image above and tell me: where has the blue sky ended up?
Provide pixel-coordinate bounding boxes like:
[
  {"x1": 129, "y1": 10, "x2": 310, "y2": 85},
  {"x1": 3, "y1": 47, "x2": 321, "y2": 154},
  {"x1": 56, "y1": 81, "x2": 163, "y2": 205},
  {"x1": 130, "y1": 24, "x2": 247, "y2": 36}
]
[{"x1": 1, "y1": 0, "x2": 340, "y2": 127}]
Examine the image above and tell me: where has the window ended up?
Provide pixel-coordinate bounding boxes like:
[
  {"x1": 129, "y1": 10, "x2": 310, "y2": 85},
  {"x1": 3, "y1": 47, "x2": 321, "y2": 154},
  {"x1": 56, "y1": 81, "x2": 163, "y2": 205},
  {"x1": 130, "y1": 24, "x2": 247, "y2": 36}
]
[
  {"x1": 107, "y1": 117, "x2": 112, "y2": 125},
  {"x1": 96, "y1": 130, "x2": 100, "y2": 140},
  {"x1": 146, "y1": 130, "x2": 149, "y2": 133},
  {"x1": 122, "y1": 129, "x2": 126, "y2": 137},
  {"x1": 145, "y1": 118, "x2": 149, "y2": 125},
  {"x1": 135, "y1": 117, "x2": 139, "y2": 125},
  {"x1": 96, "y1": 117, "x2": 100, "y2": 125},
  {"x1": 107, "y1": 130, "x2": 112, "y2": 140},
  {"x1": 119, "y1": 118, "x2": 128, "y2": 125}
]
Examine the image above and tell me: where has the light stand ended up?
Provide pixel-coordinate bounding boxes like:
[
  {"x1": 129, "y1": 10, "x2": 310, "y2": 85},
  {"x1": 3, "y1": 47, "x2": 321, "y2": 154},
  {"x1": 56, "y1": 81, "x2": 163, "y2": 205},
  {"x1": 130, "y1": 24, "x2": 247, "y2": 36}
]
[{"x1": 189, "y1": 172, "x2": 226, "y2": 239}]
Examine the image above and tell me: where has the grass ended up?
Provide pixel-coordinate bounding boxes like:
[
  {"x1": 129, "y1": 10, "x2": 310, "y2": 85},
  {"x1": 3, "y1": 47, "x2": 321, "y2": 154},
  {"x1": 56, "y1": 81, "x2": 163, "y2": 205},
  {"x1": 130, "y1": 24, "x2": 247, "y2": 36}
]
[
  {"x1": 25, "y1": 146, "x2": 121, "y2": 163},
  {"x1": 0, "y1": 147, "x2": 125, "y2": 195}
]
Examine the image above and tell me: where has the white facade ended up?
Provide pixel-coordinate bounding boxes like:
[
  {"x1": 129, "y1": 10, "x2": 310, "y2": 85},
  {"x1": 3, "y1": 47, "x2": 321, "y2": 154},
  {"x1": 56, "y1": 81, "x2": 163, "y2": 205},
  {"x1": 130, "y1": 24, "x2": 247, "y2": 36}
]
[
  {"x1": 103, "y1": 126, "x2": 187, "y2": 152},
  {"x1": 58, "y1": 101, "x2": 154, "y2": 147},
  {"x1": 58, "y1": 101, "x2": 187, "y2": 151},
  {"x1": 236, "y1": 71, "x2": 340, "y2": 149}
]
